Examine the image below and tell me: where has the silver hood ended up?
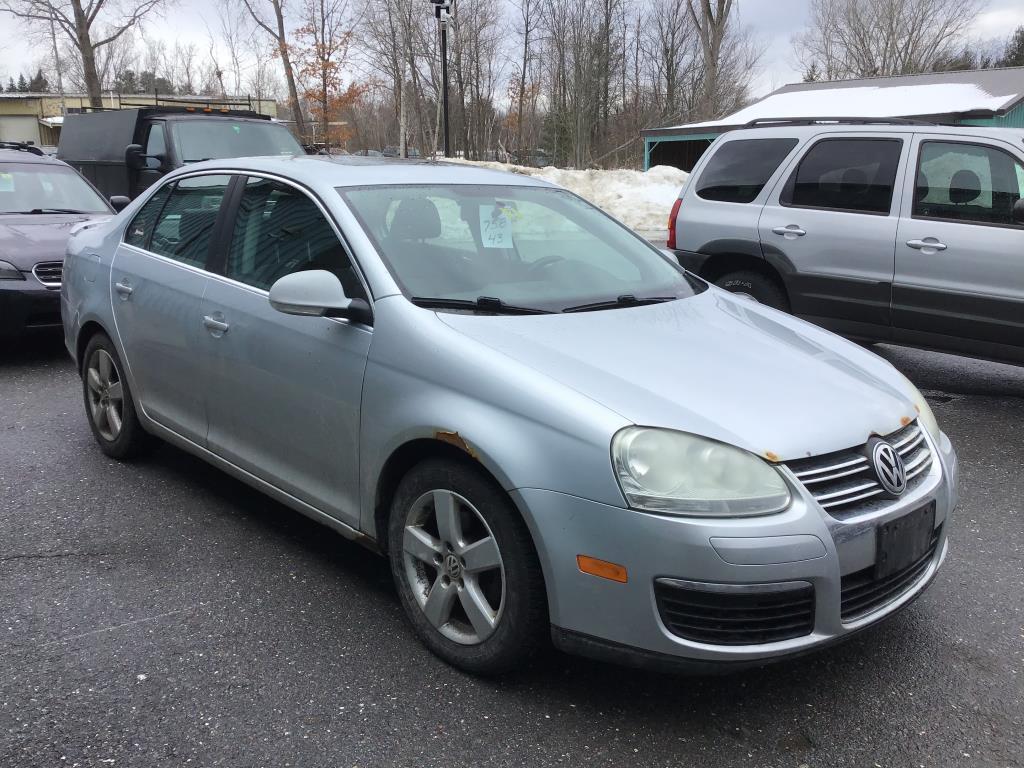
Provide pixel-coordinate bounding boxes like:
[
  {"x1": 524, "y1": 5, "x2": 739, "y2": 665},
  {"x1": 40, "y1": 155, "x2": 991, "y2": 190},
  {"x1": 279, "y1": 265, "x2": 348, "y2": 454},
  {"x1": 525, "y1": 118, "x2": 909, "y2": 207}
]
[
  {"x1": 438, "y1": 289, "x2": 918, "y2": 462},
  {"x1": 0, "y1": 213, "x2": 110, "y2": 270}
]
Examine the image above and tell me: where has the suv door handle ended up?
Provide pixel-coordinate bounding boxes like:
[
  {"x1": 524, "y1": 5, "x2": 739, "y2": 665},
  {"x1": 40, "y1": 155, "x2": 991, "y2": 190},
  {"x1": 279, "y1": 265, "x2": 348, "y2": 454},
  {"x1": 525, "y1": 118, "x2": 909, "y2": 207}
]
[
  {"x1": 772, "y1": 225, "x2": 806, "y2": 238},
  {"x1": 906, "y1": 238, "x2": 947, "y2": 252},
  {"x1": 114, "y1": 280, "x2": 133, "y2": 297},
  {"x1": 202, "y1": 314, "x2": 230, "y2": 334}
]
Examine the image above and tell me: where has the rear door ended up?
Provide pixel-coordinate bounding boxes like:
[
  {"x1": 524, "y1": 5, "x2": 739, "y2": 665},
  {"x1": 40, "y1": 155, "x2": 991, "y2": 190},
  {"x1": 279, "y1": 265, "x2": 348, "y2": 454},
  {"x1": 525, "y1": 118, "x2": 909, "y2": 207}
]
[
  {"x1": 199, "y1": 175, "x2": 372, "y2": 526},
  {"x1": 111, "y1": 173, "x2": 233, "y2": 443},
  {"x1": 893, "y1": 135, "x2": 1024, "y2": 364},
  {"x1": 758, "y1": 133, "x2": 910, "y2": 338}
]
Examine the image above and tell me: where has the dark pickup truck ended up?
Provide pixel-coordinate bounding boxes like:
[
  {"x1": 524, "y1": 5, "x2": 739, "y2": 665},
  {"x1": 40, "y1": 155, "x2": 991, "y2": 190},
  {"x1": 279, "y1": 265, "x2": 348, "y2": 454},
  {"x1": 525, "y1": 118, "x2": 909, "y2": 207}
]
[{"x1": 58, "y1": 104, "x2": 303, "y2": 200}]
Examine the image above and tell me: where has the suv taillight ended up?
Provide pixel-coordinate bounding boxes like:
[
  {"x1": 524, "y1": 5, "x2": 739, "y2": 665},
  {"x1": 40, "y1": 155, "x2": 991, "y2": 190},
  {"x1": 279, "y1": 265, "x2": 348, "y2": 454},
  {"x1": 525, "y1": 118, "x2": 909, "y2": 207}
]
[{"x1": 666, "y1": 198, "x2": 682, "y2": 250}]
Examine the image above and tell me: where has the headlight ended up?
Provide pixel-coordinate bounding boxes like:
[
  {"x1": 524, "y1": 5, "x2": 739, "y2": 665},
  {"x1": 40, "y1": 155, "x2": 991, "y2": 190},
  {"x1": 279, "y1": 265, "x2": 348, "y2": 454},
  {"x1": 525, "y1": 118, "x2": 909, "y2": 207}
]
[
  {"x1": 611, "y1": 427, "x2": 791, "y2": 517},
  {"x1": 894, "y1": 371, "x2": 940, "y2": 441},
  {"x1": 0, "y1": 260, "x2": 25, "y2": 280}
]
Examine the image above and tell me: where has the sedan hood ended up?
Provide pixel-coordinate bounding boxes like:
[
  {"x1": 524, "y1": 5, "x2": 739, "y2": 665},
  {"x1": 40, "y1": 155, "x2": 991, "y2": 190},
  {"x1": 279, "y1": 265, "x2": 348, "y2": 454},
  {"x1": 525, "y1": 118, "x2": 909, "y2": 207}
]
[
  {"x1": 438, "y1": 290, "x2": 918, "y2": 461},
  {"x1": 0, "y1": 213, "x2": 110, "y2": 270}
]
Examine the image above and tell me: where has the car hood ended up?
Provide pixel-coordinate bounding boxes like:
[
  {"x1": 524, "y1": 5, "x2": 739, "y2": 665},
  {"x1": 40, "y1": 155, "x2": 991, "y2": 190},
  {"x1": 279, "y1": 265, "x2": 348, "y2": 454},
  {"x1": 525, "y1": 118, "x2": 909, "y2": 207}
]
[
  {"x1": 437, "y1": 290, "x2": 918, "y2": 462},
  {"x1": 0, "y1": 213, "x2": 111, "y2": 270}
]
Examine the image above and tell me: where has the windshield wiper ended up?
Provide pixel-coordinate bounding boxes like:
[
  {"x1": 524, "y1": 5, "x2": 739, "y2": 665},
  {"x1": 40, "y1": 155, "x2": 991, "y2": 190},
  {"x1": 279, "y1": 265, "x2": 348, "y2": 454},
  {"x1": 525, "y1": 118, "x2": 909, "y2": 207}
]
[
  {"x1": 411, "y1": 296, "x2": 553, "y2": 315},
  {"x1": 561, "y1": 294, "x2": 677, "y2": 313},
  {"x1": 10, "y1": 208, "x2": 90, "y2": 214}
]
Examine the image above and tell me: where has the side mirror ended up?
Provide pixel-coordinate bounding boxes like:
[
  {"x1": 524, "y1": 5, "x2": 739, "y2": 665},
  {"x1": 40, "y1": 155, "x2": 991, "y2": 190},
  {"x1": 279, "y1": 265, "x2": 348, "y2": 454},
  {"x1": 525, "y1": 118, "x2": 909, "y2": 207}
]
[
  {"x1": 269, "y1": 269, "x2": 371, "y2": 324},
  {"x1": 1013, "y1": 198, "x2": 1024, "y2": 225},
  {"x1": 125, "y1": 144, "x2": 146, "y2": 170},
  {"x1": 109, "y1": 195, "x2": 130, "y2": 212}
]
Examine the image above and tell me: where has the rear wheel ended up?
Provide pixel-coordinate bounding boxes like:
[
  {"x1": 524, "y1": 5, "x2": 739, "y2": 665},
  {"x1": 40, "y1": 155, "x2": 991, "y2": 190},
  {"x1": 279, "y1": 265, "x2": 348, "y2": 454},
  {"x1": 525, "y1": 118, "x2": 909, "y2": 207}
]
[
  {"x1": 388, "y1": 458, "x2": 548, "y2": 675},
  {"x1": 81, "y1": 333, "x2": 151, "y2": 459},
  {"x1": 715, "y1": 270, "x2": 789, "y2": 311}
]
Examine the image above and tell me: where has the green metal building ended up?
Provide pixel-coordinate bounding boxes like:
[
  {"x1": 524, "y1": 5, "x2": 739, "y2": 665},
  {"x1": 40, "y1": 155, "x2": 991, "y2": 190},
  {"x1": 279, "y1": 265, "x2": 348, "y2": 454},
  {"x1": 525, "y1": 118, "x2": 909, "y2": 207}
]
[{"x1": 642, "y1": 67, "x2": 1024, "y2": 171}]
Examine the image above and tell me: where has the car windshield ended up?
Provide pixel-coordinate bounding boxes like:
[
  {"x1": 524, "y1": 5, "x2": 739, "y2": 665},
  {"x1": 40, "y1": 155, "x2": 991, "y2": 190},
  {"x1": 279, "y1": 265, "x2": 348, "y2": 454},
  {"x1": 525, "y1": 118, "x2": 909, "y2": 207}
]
[
  {"x1": 340, "y1": 184, "x2": 703, "y2": 312},
  {"x1": 171, "y1": 119, "x2": 303, "y2": 163},
  {"x1": 0, "y1": 162, "x2": 110, "y2": 214}
]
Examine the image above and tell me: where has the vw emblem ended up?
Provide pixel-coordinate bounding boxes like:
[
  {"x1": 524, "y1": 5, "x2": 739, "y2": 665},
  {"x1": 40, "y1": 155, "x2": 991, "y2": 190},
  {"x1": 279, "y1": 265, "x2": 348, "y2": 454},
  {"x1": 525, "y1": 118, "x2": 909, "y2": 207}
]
[
  {"x1": 871, "y1": 441, "x2": 907, "y2": 496},
  {"x1": 443, "y1": 553, "x2": 462, "y2": 581}
]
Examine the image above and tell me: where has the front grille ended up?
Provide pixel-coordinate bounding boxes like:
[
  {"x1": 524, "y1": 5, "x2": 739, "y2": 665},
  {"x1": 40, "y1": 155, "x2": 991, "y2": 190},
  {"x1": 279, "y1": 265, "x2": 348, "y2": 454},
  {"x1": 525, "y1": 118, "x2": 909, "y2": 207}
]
[
  {"x1": 654, "y1": 580, "x2": 815, "y2": 645},
  {"x1": 32, "y1": 261, "x2": 63, "y2": 288},
  {"x1": 784, "y1": 422, "x2": 933, "y2": 520},
  {"x1": 840, "y1": 526, "x2": 941, "y2": 622}
]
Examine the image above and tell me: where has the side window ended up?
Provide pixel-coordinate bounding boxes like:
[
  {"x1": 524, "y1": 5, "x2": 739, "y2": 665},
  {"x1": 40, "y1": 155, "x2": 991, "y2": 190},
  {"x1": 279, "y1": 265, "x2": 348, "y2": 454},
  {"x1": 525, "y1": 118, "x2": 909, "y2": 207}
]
[
  {"x1": 226, "y1": 176, "x2": 366, "y2": 298},
  {"x1": 696, "y1": 138, "x2": 798, "y2": 203},
  {"x1": 150, "y1": 174, "x2": 231, "y2": 268},
  {"x1": 124, "y1": 182, "x2": 172, "y2": 248},
  {"x1": 914, "y1": 141, "x2": 1024, "y2": 227},
  {"x1": 144, "y1": 124, "x2": 166, "y2": 169},
  {"x1": 782, "y1": 138, "x2": 902, "y2": 214}
]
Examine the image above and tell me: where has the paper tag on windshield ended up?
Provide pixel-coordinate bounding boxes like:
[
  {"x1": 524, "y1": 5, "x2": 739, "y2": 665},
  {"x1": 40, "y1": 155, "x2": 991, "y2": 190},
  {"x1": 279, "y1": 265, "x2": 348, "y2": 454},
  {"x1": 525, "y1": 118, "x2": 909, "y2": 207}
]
[
  {"x1": 0, "y1": 173, "x2": 13, "y2": 192},
  {"x1": 480, "y1": 204, "x2": 512, "y2": 248}
]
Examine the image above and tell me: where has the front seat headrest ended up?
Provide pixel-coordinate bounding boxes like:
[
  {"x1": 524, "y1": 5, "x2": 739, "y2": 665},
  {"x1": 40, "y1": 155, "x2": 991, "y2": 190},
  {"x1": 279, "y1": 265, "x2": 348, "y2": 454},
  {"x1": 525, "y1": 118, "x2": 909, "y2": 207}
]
[
  {"x1": 389, "y1": 198, "x2": 442, "y2": 241},
  {"x1": 915, "y1": 171, "x2": 929, "y2": 202},
  {"x1": 949, "y1": 169, "x2": 982, "y2": 205}
]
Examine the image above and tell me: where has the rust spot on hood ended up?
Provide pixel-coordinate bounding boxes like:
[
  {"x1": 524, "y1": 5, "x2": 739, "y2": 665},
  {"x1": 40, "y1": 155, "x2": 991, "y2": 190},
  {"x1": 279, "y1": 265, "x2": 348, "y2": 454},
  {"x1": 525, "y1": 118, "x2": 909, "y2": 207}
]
[
  {"x1": 764, "y1": 450, "x2": 781, "y2": 463},
  {"x1": 901, "y1": 415, "x2": 913, "y2": 426},
  {"x1": 436, "y1": 430, "x2": 479, "y2": 460}
]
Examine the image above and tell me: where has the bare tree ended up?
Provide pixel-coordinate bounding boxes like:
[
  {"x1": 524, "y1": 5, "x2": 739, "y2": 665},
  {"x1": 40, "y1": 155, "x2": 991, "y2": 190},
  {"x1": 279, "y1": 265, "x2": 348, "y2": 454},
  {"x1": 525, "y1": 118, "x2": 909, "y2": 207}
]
[
  {"x1": 241, "y1": 0, "x2": 307, "y2": 139},
  {"x1": 795, "y1": 0, "x2": 985, "y2": 79},
  {"x1": 1, "y1": 0, "x2": 169, "y2": 106}
]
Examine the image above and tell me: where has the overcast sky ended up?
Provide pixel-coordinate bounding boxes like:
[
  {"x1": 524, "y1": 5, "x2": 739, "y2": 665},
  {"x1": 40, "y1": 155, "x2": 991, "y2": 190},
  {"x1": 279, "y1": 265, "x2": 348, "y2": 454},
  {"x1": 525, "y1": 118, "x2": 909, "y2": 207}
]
[{"x1": 1, "y1": 0, "x2": 1024, "y2": 98}]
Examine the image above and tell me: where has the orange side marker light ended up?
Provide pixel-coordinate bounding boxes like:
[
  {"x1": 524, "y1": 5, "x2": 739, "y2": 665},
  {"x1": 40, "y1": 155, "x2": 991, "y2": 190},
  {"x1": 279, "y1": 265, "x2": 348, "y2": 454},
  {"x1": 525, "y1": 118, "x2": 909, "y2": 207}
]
[{"x1": 577, "y1": 555, "x2": 628, "y2": 583}]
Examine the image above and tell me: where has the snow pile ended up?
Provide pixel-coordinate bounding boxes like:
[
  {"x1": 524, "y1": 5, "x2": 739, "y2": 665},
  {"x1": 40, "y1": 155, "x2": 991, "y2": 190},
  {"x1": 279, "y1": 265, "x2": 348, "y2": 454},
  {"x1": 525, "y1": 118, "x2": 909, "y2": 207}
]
[{"x1": 452, "y1": 159, "x2": 688, "y2": 232}]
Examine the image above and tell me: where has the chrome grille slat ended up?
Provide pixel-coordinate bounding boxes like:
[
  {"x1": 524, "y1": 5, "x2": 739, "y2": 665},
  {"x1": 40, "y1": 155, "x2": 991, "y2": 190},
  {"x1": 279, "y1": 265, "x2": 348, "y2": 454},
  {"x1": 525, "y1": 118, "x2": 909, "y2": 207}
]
[
  {"x1": 32, "y1": 261, "x2": 63, "y2": 287},
  {"x1": 784, "y1": 421, "x2": 934, "y2": 520}
]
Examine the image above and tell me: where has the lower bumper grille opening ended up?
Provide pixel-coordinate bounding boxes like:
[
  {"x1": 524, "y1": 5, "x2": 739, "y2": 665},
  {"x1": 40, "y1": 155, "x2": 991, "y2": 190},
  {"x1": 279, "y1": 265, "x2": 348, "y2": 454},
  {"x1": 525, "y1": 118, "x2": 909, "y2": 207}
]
[
  {"x1": 654, "y1": 580, "x2": 815, "y2": 645},
  {"x1": 840, "y1": 527, "x2": 941, "y2": 622}
]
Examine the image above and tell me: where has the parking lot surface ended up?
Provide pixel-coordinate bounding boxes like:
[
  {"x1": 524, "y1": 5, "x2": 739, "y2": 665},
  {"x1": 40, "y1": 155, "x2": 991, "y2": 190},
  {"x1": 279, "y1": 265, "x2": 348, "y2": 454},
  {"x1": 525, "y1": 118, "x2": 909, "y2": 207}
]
[{"x1": 2, "y1": 336, "x2": 1022, "y2": 768}]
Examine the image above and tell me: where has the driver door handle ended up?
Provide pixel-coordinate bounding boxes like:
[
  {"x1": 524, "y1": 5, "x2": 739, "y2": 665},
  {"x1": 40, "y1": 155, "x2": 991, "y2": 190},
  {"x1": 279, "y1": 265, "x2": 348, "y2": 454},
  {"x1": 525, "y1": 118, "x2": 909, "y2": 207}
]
[
  {"x1": 906, "y1": 238, "x2": 947, "y2": 251},
  {"x1": 203, "y1": 315, "x2": 230, "y2": 334},
  {"x1": 114, "y1": 280, "x2": 133, "y2": 297},
  {"x1": 772, "y1": 225, "x2": 806, "y2": 237}
]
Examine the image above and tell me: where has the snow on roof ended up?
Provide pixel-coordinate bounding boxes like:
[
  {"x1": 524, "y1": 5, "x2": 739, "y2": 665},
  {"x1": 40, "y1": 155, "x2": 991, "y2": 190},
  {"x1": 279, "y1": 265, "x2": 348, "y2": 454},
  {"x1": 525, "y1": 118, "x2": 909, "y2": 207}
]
[{"x1": 655, "y1": 66, "x2": 1024, "y2": 133}]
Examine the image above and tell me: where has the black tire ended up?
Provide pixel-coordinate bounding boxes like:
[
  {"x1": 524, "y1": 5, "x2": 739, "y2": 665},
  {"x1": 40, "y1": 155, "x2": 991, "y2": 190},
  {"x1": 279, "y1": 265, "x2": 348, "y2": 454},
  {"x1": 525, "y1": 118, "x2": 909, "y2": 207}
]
[
  {"x1": 387, "y1": 458, "x2": 548, "y2": 675},
  {"x1": 715, "y1": 270, "x2": 789, "y2": 311},
  {"x1": 81, "y1": 333, "x2": 152, "y2": 460}
]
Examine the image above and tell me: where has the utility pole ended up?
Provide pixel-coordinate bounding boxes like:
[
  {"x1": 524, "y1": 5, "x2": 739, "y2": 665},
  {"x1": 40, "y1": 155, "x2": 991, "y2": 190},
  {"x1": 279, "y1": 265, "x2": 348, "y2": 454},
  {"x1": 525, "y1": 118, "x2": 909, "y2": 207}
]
[{"x1": 429, "y1": 0, "x2": 452, "y2": 158}]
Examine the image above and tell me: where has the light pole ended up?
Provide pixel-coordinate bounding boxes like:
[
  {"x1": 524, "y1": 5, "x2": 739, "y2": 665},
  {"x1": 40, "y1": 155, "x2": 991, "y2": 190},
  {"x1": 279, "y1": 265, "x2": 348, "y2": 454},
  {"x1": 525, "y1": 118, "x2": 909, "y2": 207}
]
[{"x1": 430, "y1": 0, "x2": 452, "y2": 158}]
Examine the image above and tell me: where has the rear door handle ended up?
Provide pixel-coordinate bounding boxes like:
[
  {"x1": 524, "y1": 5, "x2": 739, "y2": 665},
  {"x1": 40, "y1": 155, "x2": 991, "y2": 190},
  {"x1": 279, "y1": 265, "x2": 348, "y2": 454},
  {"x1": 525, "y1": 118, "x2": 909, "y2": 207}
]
[
  {"x1": 906, "y1": 238, "x2": 947, "y2": 252},
  {"x1": 772, "y1": 225, "x2": 806, "y2": 238},
  {"x1": 203, "y1": 314, "x2": 230, "y2": 334},
  {"x1": 114, "y1": 280, "x2": 133, "y2": 297}
]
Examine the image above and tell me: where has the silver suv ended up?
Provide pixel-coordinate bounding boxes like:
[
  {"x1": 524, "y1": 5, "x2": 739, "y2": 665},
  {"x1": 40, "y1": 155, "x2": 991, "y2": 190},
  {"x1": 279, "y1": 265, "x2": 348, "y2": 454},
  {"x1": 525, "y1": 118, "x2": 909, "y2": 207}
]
[{"x1": 669, "y1": 119, "x2": 1024, "y2": 365}]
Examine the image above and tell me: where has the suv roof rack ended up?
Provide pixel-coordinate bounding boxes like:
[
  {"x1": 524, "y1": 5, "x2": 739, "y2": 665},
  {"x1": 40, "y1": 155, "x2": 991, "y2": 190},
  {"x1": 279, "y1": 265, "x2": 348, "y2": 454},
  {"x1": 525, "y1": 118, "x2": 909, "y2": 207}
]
[
  {"x1": 0, "y1": 140, "x2": 44, "y2": 156},
  {"x1": 744, "y1": 117, "x2": 934, "y2": 127}
]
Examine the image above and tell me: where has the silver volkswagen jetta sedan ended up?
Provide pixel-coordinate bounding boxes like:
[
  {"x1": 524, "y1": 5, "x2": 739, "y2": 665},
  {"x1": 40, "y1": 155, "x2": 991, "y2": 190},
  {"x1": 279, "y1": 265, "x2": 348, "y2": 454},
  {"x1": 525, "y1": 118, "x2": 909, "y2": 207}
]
[{"x1": 61, "y1": 156, "x2": 957, "y2": 674}]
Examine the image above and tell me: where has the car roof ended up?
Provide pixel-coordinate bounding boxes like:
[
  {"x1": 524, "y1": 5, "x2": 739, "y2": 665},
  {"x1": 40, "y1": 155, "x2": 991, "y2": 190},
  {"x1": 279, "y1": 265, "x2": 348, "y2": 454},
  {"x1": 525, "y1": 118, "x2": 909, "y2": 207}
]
[
  {"x1": 0, "y1": 148, "x2": 67, "y2": 165},
  {"x1": 177, "y1": 154, "x2": 556, "y2": 189},
  {"x1": 722, "y1": 122, "x2": 1024, "y2": 143}
]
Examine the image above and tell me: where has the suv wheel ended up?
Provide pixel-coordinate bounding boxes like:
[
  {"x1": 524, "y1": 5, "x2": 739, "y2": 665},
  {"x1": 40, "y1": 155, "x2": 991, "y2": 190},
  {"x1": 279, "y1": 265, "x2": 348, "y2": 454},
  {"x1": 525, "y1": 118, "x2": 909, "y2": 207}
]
[
  {"x1": 388, "y1": 458, "x2": 548, "y2": 675},
  {"x1": 81, "y1": 333, "x2": 151, "y2": 459},
  {"x1": 715, "y1": 270, "x2": 789, "y2": 311}
]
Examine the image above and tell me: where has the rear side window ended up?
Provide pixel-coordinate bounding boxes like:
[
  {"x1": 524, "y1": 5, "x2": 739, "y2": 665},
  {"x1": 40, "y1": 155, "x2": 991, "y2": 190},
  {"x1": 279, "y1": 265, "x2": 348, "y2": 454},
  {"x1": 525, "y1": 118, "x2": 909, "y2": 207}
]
[
  {"x1": 696, "y1": 138, "x2": 798, "y2": 203},
  {"x1": 914, "y1": 141, "x2": 1024, "y2": 227},
  {"x1": 149, "y1": 174, "x2": 231, "y2": 268},
  {"x1": 124, "y1": 183, "x2": 171, "y2": 248},
  {"x1": 782, "y1": 138, "x2": 902, "y2": 214}
]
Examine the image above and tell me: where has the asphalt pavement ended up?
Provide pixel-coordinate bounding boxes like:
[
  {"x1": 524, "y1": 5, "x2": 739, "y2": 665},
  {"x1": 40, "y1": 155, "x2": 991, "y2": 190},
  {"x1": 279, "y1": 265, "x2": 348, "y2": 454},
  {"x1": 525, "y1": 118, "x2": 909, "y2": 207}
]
[{"x1": 1, "y1": 335, "x2": 1022, "y2": 768}]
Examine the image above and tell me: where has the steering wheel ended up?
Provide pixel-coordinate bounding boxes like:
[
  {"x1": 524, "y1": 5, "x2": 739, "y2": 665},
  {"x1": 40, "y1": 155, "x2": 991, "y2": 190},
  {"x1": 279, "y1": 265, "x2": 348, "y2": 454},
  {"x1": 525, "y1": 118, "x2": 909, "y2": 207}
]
[{"x1": 526, "y1": 254, "x2": 566, "y2": 275}]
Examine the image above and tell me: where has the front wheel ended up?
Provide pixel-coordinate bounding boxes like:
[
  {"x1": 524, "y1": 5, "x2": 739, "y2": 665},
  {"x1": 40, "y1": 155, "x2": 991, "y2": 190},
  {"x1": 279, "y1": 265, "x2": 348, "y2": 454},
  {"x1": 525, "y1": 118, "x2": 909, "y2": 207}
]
[
  {"x1": 81, "y1": 333, "x2": 151, "y2": 459},
  {"x1": 715, "y1": 270, "x2": 789, "y2": 312},
  {"x1": 388, "y1": 458, "x2": 548, "y2": 675}
]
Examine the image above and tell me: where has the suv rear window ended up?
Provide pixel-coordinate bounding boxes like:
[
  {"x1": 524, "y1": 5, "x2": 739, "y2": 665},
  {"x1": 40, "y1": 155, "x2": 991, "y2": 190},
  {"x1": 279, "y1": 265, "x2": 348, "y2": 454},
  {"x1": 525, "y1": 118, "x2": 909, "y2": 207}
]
[
  {"x1": 782, "y1": 138, "x2": 902, "y2": 214},
  {"x1": 696, "y1": 138, "x2": 798, "y2": 203}
]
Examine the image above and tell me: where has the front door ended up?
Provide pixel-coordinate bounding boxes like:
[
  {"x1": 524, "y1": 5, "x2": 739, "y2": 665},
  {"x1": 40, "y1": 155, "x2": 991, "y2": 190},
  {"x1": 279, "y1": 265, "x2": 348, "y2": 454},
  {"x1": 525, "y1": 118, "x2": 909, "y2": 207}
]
[
  {"x1": 758, "y1": 134, "x2": 909, "y2": 339},
  {"x1": 199, "y1": 175, "x2": 372, "y2": 525},
  {"x1": 111, "y1": 173, "x2": 233, "y2": 443},
  {"x1": 893, "y1": 135, "x2": 1024, "y2": 364}
]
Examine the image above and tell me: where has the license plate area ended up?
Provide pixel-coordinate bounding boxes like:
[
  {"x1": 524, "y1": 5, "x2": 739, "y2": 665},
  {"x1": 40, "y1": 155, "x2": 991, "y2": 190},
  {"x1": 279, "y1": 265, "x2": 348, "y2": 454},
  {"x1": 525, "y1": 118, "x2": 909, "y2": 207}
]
[{"x1": 875, "y1": 502, "x2": 936, "y2": 579}]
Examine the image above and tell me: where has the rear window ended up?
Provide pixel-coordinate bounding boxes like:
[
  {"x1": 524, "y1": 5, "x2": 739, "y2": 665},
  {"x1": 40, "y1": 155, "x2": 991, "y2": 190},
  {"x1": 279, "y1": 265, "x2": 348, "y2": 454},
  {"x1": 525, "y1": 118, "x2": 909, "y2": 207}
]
[
  {"x1": 696, "y1": 138, "x2": 798, "y2": 203},
  {"x1": 781, "y1": 138, "x2": 903, "y2": 215}
]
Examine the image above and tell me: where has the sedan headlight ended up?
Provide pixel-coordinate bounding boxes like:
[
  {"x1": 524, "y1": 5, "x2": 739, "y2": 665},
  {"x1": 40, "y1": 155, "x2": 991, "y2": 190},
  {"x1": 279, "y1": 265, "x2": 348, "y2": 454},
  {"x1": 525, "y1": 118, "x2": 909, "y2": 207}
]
[
  {"x1": 611, "y1": 427, "x2": 791, "y2": 517},
  {"x1": 0, "y1": 260, "x2": 25, "y2": 280},
  {"x1": 893, "y1": 371, "x2": 940, "y2": 441}
]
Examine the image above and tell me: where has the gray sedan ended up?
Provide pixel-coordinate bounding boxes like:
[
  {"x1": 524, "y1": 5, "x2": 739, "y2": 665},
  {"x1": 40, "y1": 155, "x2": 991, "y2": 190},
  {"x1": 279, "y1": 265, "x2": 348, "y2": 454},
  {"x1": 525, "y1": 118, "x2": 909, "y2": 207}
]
[{"x1": 61, "y1": 156, "x2": 957, "y2": 674}]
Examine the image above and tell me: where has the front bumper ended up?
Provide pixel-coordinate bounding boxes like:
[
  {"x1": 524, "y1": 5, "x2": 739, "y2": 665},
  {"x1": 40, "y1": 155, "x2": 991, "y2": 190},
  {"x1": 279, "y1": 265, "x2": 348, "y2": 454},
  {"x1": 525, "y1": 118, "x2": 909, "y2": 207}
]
[
  {"x1": 514, "y1": 430, "x2": 957, "y2": 668},
  {"x1": 0, "y1": 276, "x2": 62, "y2": 338}
]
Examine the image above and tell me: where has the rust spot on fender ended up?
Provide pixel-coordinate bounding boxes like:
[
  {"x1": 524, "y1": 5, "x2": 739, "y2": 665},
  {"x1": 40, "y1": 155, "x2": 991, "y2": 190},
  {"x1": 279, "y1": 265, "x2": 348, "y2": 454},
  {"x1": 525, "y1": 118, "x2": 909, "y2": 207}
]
[
  {"x1": 764, "y1": 450, "x2": 781, "y2": 463},
  {"x1": 901, "y1": 415, "x2": 913, "y2": 426},
  {"x1": 435, "y1": 430, "x2": 479, "y2": 460}
]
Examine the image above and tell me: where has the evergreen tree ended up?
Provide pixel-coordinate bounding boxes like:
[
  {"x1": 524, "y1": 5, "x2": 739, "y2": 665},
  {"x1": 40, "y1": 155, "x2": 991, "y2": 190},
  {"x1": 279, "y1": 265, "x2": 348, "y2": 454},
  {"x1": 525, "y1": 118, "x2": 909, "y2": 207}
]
[
  {"x1": 27, "y1": 68, "x2": 48, "y2": 92},
  {"x1": 5, "y1": 77, "x2": 15, "y2": 93},
  {"x1": 16, "y1": 73, "x2": 28, "y2": 92},
  {"x1": 998, "y1": 27, "x2": 1024, "y2": 67}
]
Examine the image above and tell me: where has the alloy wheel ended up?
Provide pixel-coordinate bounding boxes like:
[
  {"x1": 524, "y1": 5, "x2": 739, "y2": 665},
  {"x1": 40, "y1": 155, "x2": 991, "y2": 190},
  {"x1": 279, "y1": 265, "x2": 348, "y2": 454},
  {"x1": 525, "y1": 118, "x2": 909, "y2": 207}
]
[
  {"x1": 401, "y1": 489, "x2": 506, "y2": 645},
  {"x1": 85, "y1": 349, "x2": 124, "y2": 442}
]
